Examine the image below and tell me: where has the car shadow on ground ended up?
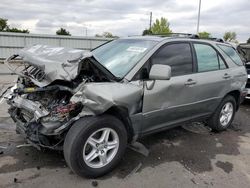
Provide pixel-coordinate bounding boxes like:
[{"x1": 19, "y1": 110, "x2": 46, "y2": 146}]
[
  {"x1": 104, "y1": 101, "x2": 250, "y2": 179},
  {"x1": 0, "y1": 102, "x2": 250, "y2": 179}
]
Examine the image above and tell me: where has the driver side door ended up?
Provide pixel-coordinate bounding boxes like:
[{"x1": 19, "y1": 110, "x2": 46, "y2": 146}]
[{"x1": 141, "y1": 42, "x2": 205, "y2": 134}]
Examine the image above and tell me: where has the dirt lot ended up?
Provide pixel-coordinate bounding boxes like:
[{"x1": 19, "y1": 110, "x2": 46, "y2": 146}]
[{"x1": 1, "y1": 72, "x2": 250, "y2": 188}]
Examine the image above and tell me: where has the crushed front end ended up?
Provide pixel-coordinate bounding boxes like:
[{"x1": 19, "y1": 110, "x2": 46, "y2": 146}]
[
  {"x1": 3, "y1": 44, "x2": 143, "y2": 150},
  {"x1": 2, "y1": 45, "x2": 104, "y2": 150},
  {"x1": 7, "y1": 77, "x2": 83, "y2": 150}
]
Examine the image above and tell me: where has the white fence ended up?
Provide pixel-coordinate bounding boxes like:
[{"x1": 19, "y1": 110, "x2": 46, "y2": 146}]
[{"x1": 0, "y1": 32, "x2": 110, "y2": 59}]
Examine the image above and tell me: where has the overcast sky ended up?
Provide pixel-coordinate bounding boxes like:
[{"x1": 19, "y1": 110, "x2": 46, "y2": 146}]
[{"x1": 0, "y1": 0, "x2": 249, "y2": 42}]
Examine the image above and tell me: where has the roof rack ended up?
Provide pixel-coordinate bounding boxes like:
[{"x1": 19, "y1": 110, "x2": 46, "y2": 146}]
[
  {"x1": 203, "y1": 37, "x2": 224, "y2": 43},
  {"x1": 147, "y1": 33, "x2": 225, "y2": 41},
  {"x1": 146, "y1": 33, "x2": 199, "y2": 39},
  {"x1": 143, "y1": 33, "x2": 225, "y2": 43}
]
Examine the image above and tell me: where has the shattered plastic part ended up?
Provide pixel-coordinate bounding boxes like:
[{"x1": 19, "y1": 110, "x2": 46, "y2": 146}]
[{"x1": 12, "y1": 96, "x2": 49, "y2": 120}]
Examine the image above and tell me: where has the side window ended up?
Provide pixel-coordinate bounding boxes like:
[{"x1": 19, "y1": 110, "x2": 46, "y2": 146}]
[
  {"x1": 218, "y1": 55, "x2": 227, "y2": 69},
  {"x1": 217, "y1": 44, "x2": 243, "y2": 66},
  {"x1": 194, "y1": 43, "x2": 220, "y2": 72},
  {"x1": 151, "y1": 43, "x2": 193, "y2": 76}
]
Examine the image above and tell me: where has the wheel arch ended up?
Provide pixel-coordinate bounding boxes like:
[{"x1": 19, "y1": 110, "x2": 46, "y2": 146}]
[
  {"x1": 104, "y1": 106, "x2": 134, "y2": 143},
  {"x1": 225, "y1": 90, "x2": 241, "y2": 110}
]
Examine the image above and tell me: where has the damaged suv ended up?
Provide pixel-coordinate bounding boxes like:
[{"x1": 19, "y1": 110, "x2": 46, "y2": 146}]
[
  {"x1": 2, "y1": 36, "x2": 247, "y2": 177},
  {"x1": 237, "y1": 43, "x2": 250, "y2": 99}
]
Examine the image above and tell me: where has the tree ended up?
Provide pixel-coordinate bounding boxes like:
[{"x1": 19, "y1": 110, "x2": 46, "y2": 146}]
[
  {"x1": 151, "y1": 17, "x2": 172, "y2": 34},
  {"x1": 198, "y1": 31, "x2": 211, "y2": 39},
  {"x1": 95, "y1": 32, "x2": 117, "y2": 38},
  {"x1": 6, "y1": 28, "x2": 29, "y2": 33},
  {"x1": 102, "y1": 32, "x2": 114, "y2": 38},
  {"x1": 247, "y1": 38, "x2": 250, "y2": 43},
  {"x1": 142, "y1": 29, "x2": 153, "y2": 36},
  {"x1": 0, "y1": 18, "x2": 29, "y2": 33},
  {"x1": 56, "y1": 28, "x2": 71, "y2": 36},
  {"x1": 223, "y1": 31, "x2": 236, "y2": 42},
  {"x1": 0, "y1": 18, "x2": 8, "y2": 31}
]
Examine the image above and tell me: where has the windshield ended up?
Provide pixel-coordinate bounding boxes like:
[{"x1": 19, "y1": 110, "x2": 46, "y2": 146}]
[{"x1": 92, "y1": 39, "x2": 157, "y2": 78}]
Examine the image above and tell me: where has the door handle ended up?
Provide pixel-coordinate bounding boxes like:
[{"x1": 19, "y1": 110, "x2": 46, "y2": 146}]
[
  {"x1": 223, "y1": 73, "x2": 231, "y2": 79},
  {"x1": 184, "y1": 79, "x2": 197, "y2": 86}
]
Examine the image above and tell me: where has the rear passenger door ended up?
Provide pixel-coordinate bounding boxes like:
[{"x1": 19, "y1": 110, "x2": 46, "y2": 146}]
[{"x1": 190, "y1": 42, "x2": 232, "y2": 114}]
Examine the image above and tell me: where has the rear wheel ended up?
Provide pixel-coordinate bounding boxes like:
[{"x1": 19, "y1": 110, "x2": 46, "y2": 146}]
[
  {"x1": 208, "y1": 95, "x2": 236, "y2": 132},
  {"x1": 63, "y1": 115, "x2": 127, "y2": 178}
]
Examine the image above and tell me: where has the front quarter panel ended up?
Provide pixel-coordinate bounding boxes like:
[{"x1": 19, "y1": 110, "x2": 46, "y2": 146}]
[{"x1": 70, "y1": 81, "x2": 144, "y2": 116}]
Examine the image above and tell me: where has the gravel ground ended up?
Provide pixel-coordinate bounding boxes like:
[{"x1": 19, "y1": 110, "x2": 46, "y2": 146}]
[{"x1": 1, "y1": 67, "x2": 250, "y2": 188}]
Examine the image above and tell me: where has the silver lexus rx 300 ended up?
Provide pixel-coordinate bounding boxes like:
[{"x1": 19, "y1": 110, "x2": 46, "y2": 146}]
[{"x1": 1, "y1": 36, "x2": 247, "y2": 177}]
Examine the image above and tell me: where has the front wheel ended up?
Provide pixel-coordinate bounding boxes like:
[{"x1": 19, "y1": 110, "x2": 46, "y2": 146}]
[
  {"x1": 63, "y1": 115, "x2": 127, "y2": 178},
  {"x1": 208, "y1": 95, "x2": 236, "y2": 132}
]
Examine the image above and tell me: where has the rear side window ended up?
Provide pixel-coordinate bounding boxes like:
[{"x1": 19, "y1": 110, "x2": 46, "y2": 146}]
[
  {"x1": 194, "y1": 43, "x2": 227, "y2": 72},
  {"x1": 151, "y1": 43, "x2": 193, "y2": 76},
  {"x1": 217, "y1": 44, "x2": 243, "y2": 66},
  {"x1": 194, "y1": 43, "x2": 220, "y2": 72}
]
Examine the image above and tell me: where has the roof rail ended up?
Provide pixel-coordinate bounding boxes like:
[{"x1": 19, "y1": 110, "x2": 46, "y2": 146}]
[
  {"x1": 146, "y1": 33, "x2": 199, "y2": 39},
  {"x1": 141, "y1": 33, "x2": 225, "y2": 43},
  {"x1": 202, "y1": 37, "x2": 224, "y2": 43}
]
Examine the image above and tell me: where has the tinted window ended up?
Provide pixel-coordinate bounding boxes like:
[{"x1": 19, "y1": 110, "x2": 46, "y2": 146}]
[
  {"x1": 151, "y1": 43, "x2": 193, "y2": 76},
  {"x1": 218, "y1": 55, "x2": 227, "y2": 69},
  {"x1": 194, "y1": 43, "x2": 219, "y2": 72},
  {"x1": 217, "y1": 44, "x2": 243, "y2": 66}
]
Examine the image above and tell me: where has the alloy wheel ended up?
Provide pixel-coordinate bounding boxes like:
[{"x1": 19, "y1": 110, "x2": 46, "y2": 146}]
[{"x1": 83, "y1": 128, "x2": 119, "y2": 168}]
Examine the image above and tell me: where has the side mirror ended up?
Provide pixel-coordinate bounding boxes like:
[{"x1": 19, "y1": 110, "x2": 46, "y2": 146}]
[{"x1": 149, "y1": 64, "x2": 171, "y2": 80}]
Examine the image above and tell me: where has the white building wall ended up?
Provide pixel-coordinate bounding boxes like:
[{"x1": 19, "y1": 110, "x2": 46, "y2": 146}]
[{"x1": 0, "y1": 32, "x2": 110, "y2": 59}]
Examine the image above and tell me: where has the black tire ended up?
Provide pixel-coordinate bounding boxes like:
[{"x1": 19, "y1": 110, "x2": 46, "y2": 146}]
[
  {"x1": 63, "y1": 115, "x2": 127, "y2": 178},
  {"x1": 208, "y1": 95, "x2": 236, "y2": 132}
]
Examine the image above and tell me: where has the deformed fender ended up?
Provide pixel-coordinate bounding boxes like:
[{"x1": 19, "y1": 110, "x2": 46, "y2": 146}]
[{"x1": 70, "y1": 81, "x2": 144, "y2": 116}]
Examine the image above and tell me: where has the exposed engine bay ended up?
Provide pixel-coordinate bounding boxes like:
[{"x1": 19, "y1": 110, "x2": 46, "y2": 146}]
[
  {"x1": 3, "y1": 45, "x2": 143, "y2": 150},
  {"x1": 6, "y1": 57, "x2": 110, "y2": 149}
]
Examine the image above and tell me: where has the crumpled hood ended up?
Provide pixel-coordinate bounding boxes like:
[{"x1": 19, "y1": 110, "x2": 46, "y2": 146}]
[{"x1": 13, "y1": 44, "x2": 92, "y2": 86}]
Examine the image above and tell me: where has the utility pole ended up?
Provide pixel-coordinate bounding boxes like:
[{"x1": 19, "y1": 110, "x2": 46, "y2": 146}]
[
  {"x1": 149, "y1": 12, "x2": 152, "y2": 31},
  {"x1": 83, "y1": 27, "x2": 87, "y2": 36},
  {"x1": 197, "y1": 0, "x2": 201, "y2": 34}
]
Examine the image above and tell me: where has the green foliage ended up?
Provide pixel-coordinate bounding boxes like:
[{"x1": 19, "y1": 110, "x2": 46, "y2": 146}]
[
  {"x1": 198, "y1": 31, "x2": 211, "y2": 39},
  {"x1": 95, "y1": 32, "x2": 118, "y2": 38},
  {"x1": 0, "y1": 18, "x2": 8, "y2": 31},
  {"x1": 247, "y1": 38, "x2": 250, "y2": 43},
  {"x1": 56, "y1": 28, "x2": 71, "y2": 36},
  {"x1": 6, "y1": 28, "x2": 29, "y2": 33},
  {"x1": 151, "y1": 17, "x2": 172, "y2": 34},
  {"x1": 102, "y1": 32, "x2": 115, "y2": 38},
  {"x1": 223, "y1": 31, "x2": 236, "y2": 42},
  {"x1": 0, "y1": 18, "x2": 29, "y2": 33},
  {"x1": 142, "y1": 29, "x2": 153, "y2": 36}
]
